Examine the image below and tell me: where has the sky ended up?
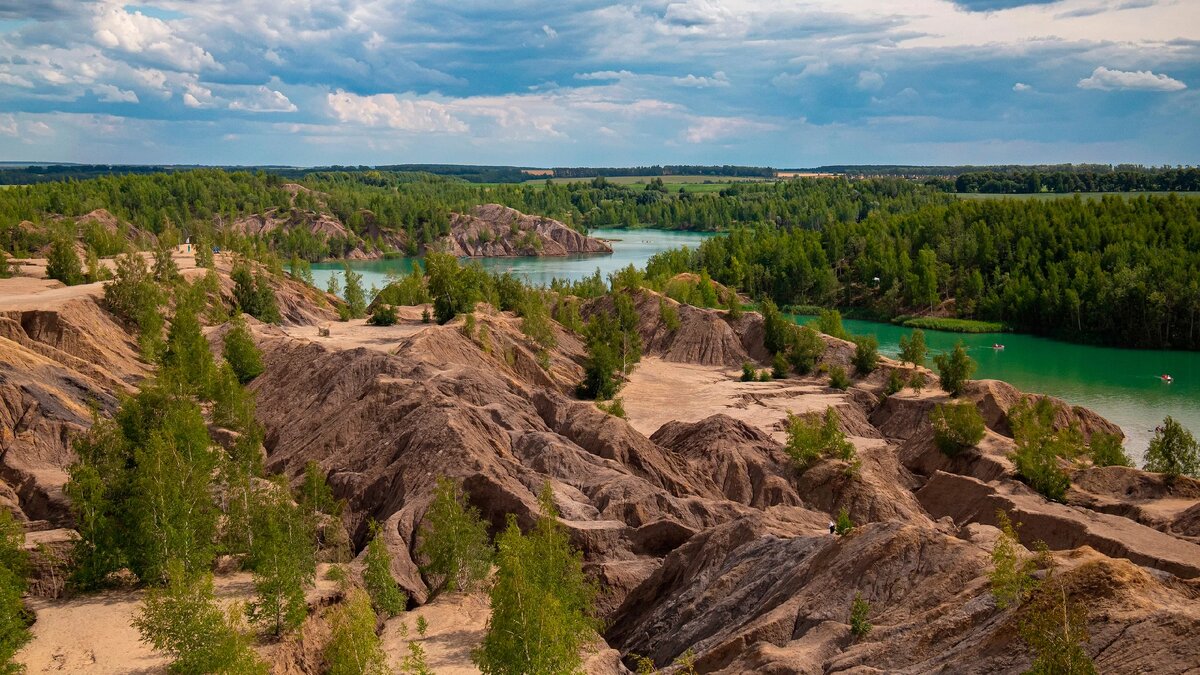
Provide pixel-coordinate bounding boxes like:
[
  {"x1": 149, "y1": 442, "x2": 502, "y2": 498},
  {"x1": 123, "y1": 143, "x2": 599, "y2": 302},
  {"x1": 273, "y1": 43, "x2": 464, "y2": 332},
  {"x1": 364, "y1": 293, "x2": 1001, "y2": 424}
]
[{"x1": 0, "y1": 0, "x2": 1196, "y2": 167}]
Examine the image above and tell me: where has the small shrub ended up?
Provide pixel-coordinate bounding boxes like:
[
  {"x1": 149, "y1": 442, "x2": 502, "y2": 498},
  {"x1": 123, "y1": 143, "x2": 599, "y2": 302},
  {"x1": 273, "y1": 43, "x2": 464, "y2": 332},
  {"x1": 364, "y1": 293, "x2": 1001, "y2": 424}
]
[
  {"x1": 772, "y1": 352, "x2": 789, "y2": 379},
  {"x1": 222, "y1": 314, "x2": 264, "y2": 384},
  {"x1": 1088, "y1": 432, "x2": 1132, "y2": 468},
  {"x1": 367, "y1": 304, "x2": 398, "y2": 326},
  {"x1": 828, "y1": 365, "x2": 850, "y2": 390},
  {"x1": 462, "y1": 313, "x2": 476, "y2": 339},
  {"x1": 46, "y1": 238, "x2": 83, "y2": 286},
  {"x1": 598, "y1": 398, "x2": 627, "y2": 419},
  {"x1": 786, "y1": 325, "x2": 826, "y2": 375},
  {"x1": 757, "y1": 370, "x2": 772, "y2": 382},
  {"x1": 930, "y1": 403, "x2": 986, "y2": 457},
  {"x1": 898, "y1": 329, "x2": 927, "y2": 367},
  {"x1": 884, "y1": 369, "x2": 906, "y2": 396},
  {"x1": 909, "y1": 370, "x2": 927, "y2": 394},
  {"x1": 1019, "y1": 580, "x2": 1097, "y2": 675},
  {"x1": 417, "y1": 477, "x2": 493, "y2": 595},
  {"x1": 402, "y1": 640, "x2": 434, "y2": 675},
  {"x1": 659, "y1": 298, "x2": 680, "y2": 332},
  {"x1": 933, "y1": 341, "x2": 976, "y2": 397},
  {"x1": 415, "y1": 615, "x2": 429, "y2": 637},
  {"x1": 850, "y1": 334, "x2": 879, "y2": 375},
  {"x1": 835, "y1": 507, "x2": 854, "y2": 535},
  {"x1": 849, "y1": 592, "x2": 871, "y2": 639},
  {"x1": 421, "y1": 308, "x2": 431, "y2": 323},
  {"x1": 785, "y1": 407, "x2": 855, "y2": 470},
  {"x1": 989, "y1": 510, "x2": 1044, "y2": 609},
  {"x1": 814, "y1": 309, "x2": 848, "y2": 340},
  {"x1": 1010, "y1": 398, "x2": 1080, "y2": 502},
  {"x1": 741, "y1": 362, "x2": 756, "y2": 382},
  {"x1": 364, "y1": 521, "x2": 408, "y2": 618},
  {"x1": 325, "y1": 588, "x2": 390, "y2": 675},
  {"x1": 1143, "y1": 416, "x2": 1200, "y2": 479},
  {"x1": 0, "y1": 251, "x2": 13, "y2": 279}
]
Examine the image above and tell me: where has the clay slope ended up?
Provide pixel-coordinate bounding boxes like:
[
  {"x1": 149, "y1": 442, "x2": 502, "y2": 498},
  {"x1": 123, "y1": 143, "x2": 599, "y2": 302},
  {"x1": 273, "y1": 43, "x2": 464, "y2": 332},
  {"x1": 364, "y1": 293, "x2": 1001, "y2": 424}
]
[
  {"x1": 583, "y1": 290, "x2": 769, "y2": 367},
  {"x1": 438, "y1": 204, "x2": 612, "y2": 257},
  {"x1": 0, "y1": 281, "x2": 148, "y2": 524}
]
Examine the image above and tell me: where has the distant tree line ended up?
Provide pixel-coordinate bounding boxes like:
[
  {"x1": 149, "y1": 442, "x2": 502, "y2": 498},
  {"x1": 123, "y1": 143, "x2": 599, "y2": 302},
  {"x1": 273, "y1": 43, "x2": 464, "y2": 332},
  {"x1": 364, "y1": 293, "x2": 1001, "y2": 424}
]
[{"x1": 949, "y1": 168, "x2": 1200, "y2": 194}]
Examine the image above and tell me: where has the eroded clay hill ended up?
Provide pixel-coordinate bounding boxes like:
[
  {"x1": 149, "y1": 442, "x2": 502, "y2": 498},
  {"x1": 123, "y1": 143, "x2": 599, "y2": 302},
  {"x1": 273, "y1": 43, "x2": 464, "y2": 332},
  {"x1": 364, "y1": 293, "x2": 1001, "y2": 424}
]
[
  {"x1": 6, "y1": 264, "x2": 1200, "y2": 674},
  {"x1": 440, "y1": 203, "x2": 612, "y2": 257}
]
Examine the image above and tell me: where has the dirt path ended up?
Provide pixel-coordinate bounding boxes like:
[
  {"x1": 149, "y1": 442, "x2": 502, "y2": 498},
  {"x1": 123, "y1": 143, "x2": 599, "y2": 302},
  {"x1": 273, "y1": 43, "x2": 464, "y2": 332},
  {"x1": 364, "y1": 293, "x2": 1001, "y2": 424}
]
[{"x1": 621, "y1": 357, "x2": 852, "y2": 443}]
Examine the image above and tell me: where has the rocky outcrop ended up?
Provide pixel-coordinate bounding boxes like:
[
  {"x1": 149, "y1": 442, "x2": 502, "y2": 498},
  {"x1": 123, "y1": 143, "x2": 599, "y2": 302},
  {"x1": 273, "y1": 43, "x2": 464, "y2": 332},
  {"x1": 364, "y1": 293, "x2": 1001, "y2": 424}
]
[{"x1": 438, "y1": 204, "x2": 611, "y2": 257}]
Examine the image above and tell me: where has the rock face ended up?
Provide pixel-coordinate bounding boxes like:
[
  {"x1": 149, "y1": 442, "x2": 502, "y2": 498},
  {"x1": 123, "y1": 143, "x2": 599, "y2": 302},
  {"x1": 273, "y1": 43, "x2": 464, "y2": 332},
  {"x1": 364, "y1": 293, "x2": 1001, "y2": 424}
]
[
  {"x1": 7, "y1": 260, "x2": 1200, "y2": 674},
  {"x1": 439, "y1": 204, "x2": 612, "y2": 257}
]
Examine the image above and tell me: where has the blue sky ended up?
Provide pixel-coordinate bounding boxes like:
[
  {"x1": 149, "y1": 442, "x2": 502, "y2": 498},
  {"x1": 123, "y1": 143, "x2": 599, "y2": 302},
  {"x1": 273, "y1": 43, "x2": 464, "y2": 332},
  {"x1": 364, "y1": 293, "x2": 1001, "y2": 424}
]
[{"x1": 0, "y1": 0, "x2": 1196, "y2": 166}]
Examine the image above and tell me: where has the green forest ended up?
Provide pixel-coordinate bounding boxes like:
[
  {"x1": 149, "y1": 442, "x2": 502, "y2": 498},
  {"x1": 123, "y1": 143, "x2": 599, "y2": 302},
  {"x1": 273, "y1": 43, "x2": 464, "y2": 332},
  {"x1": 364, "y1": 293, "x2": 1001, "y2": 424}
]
[{"x1": 2, "y1": 169, "x2": 1198, "y2": 349}]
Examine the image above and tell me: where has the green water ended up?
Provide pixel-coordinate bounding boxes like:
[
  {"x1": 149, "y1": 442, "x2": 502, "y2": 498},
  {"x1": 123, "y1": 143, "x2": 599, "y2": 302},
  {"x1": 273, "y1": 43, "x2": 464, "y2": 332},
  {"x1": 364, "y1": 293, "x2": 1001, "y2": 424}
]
[
  {"x1": 310, "y1": 228, "x2": 717, "y2": 292},
  {"x1": 793, "y1": 316, "x2": 1199, "y2": 462}
]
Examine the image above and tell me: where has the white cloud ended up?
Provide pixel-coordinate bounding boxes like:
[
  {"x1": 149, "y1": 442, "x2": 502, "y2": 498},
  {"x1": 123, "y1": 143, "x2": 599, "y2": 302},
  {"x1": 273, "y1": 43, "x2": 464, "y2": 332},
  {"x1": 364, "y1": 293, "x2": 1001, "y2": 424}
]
[
  {"x1": 327, "y1": 90, "x2": 469, "y2": 133},
  {"x1": 541, "y1": 24, "x2": 557, "y2": 39},
  {"x1": 673, "y1": 71, "x2": 729, "y2": 87},
  {"x1": 1013, "y1": 82, "x2": 1033, "y2": 92},
  {"x1": 683, "y1": 116, "x2": 776, "y2": 143},
  {"x1": 0, "y1": 72, "x2": 34, "y2": 88},
  {"x1": 857, "y1": 70, "x2": 885, "y2": 91},
  {"x1": 0, "y1": 114, "x2": 16, "y2": 137},
  {"x1": 92, "y1": 3, "x2": 217, "y2": 72},
  {"x1": 228, "y1": 86, "x2": 297, "y2": 113},
  {"x1": 92, "y1": 83, "x2": 139, "y2": 103},
  {"x1": 1077, "y1": 66, "x2": 1186, "y2": 91}
]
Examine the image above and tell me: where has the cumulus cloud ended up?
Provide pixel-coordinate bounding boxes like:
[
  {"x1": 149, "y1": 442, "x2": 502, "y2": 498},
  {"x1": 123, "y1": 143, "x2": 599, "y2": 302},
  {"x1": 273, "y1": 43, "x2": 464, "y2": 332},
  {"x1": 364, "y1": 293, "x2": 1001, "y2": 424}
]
[
  {"x1": 0, "y1": 72, "x2": 34, "y2": 88},
  {"x1": 673, "y1": 71, "x2": 729, "y2": 87},
  {"x1": 1077, "y1": 66, "x2": 1187, "y2": 91},
  {"x1": 93, "y1": 3, "x2": 218, "y2": 72},
  {"x1": 856, "y1": 70, "x2": 885, "y2": 91},
  {"x1": 228, "y1": 86, "x2": 297, "y2": 113},
  {"x1": 1012, "y1": 82, "x2": 1033, "y2": 92},
  {"x1": 92, "y1": 83, "x2": 139, "y2": 103},
  {"x1": 327, "y1": 90, "x2": 469, "y2": 133},
  {"x1": 542, "y1": 24, "x2": 557, "y2": 39}
]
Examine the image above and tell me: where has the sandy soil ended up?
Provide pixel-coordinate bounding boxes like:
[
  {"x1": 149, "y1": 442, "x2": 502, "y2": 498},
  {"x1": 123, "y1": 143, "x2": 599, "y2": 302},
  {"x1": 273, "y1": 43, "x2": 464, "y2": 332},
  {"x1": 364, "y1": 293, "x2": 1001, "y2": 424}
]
[
  {"x1": 381, "y1": 592, "x2": 490, "y2": 674},
  {"x1": 16, "y1": 563, "x2": 341, "y2": 674},
  {"x1": 622, "y1": 357, "x2": 872, "y2": 445},
  {"x1": 280, "y1": 306, "x2": 433, "y2": 353}
]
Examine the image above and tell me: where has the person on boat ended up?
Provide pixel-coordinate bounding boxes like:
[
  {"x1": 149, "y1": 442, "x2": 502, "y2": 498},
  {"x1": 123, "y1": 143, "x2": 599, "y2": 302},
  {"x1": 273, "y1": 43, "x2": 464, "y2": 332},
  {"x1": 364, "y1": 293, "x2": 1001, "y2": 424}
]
[
  {"x1": 992, "y1": 343, "x2": 1005, "y2": 350},
  {"x1": 1161, "y1": 374, "x2": 1173, "y2": 383}
]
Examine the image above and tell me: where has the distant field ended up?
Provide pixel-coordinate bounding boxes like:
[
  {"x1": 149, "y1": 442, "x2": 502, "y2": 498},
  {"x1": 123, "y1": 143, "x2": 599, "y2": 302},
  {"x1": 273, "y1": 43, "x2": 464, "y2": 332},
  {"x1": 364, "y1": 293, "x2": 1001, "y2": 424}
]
[
  {"x1": 956, "y1": 191, "x2": 1200, "y2": 201},
  {"x1": 523, "y1": 175, "x2": 777, "y2": 187}
]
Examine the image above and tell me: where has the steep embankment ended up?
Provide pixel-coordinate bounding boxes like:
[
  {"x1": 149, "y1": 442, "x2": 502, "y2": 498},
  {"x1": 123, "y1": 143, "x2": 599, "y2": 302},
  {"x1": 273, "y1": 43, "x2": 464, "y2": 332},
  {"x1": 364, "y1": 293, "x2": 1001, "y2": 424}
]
[
  {"x1": 439, "y1": 203, "x2": 612, "y2": 257},
  {"x1": 6, "y1": 261, "x2": 1200, "y2": 673}
]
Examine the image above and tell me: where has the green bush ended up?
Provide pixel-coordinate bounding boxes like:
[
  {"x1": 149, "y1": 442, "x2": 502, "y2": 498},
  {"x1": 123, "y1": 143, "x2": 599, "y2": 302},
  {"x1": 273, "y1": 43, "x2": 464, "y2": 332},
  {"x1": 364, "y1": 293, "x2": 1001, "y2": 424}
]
[
  {"x1": 898, "y1": 329, "x2": 927, "y2": 367},
  {"x1": 223, "y1": 314, "x2": 264, "y2": 383},
  {"x1": 813, "y1": 308, "x2": 849, "y2": 340},
  {"x1": 757, "y1": 370, "x2": 772, "y2": 382},
  {"x1": 930, "y1": 403, "x2": 986, "y2": 457},
  {"x1": 828, "y1": 365, "x2": 850, "y2": 390},
  {"x1": 598, "y1": 398, "x2": 627, "y2": 418},
  {"x1": 898, "y1": 316, "x2": 1006, "y2": 333},
  {"x1": 0, "y1": 252, "x2": 12, "y2": 279},
  {"x1": 849, "y1": 592, "x2": 871, "y2": 639},
  {"x1": 1009, "y1": 398, "x2": 1081, "y2": 502},
  {"x1": 786, "y1": 325, "x2": 826, "y2": 375},
  {"x1": 989, "y1": 510, "x2": 1046, "y2": 609},
  {"x1": 46, "y1": 238, "x2": 84, "y2": 286},
  {"x1": 659, "y1": 298, "x2": 681, "y2": 332},
  {"x1": 851, "y1": 334, "x2": 879, "y2": 375},
  {"x1": 785, "y1": 407, "x2": 855, "y2": 470},
  {"x1": 367, "y1": 304, "x2": 398, "y2": 326},
  {"x1": 909, "y1": 370, "x2": 927, "y2": 394},
  {"x1": 835, "y1": 507, "x2": 854, "y2": 536},
  {"x1": 134, "y1": 563, "x2": 266, "y2": 674},
  {"x1": 364, "y1": 521, "x2": 408, "y2": 618},
  {"x1": 0, "y1": 509, "x2": 30, "y2": 671},
  {"x1": 1088, "y1": 432, "x2": 1132, "y2": 468},
  {"x1": 1019, "y1": 579, "x2": 1097, "y2": 675},
  {"x1": 1143, "y1": 416, "x2": 1200, "y2": 479},
  {"x1": 772, "y1": 352, "x2": 789, "y2": 379},
  {"x1": 417, "y1": 477, "x2": 493, "y2": 596},
  {"x1": 247, "y1": 477, "x2": 316, "y2": 636},
  {"x1": 325, "y1": 588, "x2": 391, "y2": 675},
  {"x1": 933, "y1": 341, "x2": 976, "y2": 397},
  {"x1": 741, "y1": 362, "x2": 756, "y2": 382},
  {"x1": 884, "y1": 369, "x2": 906, "y2": 396}
]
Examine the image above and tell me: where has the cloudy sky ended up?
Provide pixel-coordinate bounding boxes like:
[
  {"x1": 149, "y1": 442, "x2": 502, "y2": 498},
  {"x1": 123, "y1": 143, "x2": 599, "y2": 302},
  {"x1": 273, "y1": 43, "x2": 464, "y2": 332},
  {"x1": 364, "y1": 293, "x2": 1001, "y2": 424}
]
[{"x1": 0, "y1": 0, "x2": 1196, "y2": 166}]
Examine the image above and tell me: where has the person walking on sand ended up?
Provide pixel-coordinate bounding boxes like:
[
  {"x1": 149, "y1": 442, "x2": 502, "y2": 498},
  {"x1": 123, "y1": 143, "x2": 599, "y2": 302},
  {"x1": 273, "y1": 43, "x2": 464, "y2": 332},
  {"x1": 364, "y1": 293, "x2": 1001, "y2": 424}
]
[{"x1": 828, "y1": 521, "x2": 836, "y2": 534}]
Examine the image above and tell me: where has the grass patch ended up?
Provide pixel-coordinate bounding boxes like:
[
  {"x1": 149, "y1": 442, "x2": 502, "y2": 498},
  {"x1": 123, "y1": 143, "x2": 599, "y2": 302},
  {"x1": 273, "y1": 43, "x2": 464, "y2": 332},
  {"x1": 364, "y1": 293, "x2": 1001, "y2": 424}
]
[{"x1": 893, "y1": 316, "x2": 1006, "y2": 333}]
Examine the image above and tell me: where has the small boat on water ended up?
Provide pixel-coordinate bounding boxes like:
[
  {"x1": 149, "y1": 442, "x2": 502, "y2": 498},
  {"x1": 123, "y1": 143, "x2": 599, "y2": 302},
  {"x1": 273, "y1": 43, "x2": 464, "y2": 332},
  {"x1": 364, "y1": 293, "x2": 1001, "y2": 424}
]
[
  {"x1": 1161, "y1": 374, "x2": 1173, "y2": 383},
  {"x1": 992, "y1": 343, "x2": 1005, "y2": 350}
]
